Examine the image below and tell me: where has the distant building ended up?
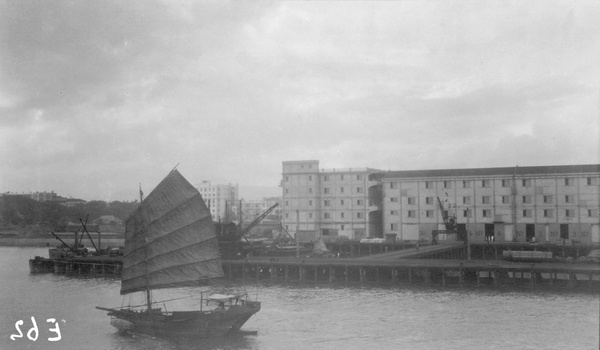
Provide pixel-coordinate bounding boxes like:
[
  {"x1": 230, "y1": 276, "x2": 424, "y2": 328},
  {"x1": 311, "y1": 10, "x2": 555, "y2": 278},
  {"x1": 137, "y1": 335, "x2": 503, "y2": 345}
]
[
  {"x1": 240, "y1": 198, "x2": 281, "y2": 223},
  {"x1": 237, "y1": 197, "x2": 282, "y2": 237},
  {"x1": 58, "y1": 197, "x2": 86, "y2": 207},
  {"x1": 196, "y1": 181, "x2": 239, "y2": 223},
  {"x1": 30, "y1": 191, "x2": 57, "y2": 202},
  {"x1": 93, "y1": 215, "x2": 125, "y2": 233},
  {"x1": 1, "y1": 191, "x2": 86, "y2": 207}
]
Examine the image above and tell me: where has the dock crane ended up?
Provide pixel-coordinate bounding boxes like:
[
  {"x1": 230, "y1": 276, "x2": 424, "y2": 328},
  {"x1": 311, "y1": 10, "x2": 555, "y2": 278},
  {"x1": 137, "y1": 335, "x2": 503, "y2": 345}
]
[
  {"x1": 216, "y1": 202, "x2": 279, "y2": 258},
  {"x1": 432, "y1": 197, "x2": 457, "y2": 244},
  {"x1": 237, "y1": 203, "x2": 279, "y2": 242}
]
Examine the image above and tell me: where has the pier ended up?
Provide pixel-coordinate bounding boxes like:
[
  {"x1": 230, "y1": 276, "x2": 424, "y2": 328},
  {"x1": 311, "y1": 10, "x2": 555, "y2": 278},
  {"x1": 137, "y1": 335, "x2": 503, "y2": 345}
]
[
  {"x1": 222, "y1": 256, "x2": 600, "y2": 291},
  {"x1": 29, "y1": 255, "x2": 122, "y2": 276},
  {"x1": 28, "y1": 242, "x2": 600, "y2": 291}
]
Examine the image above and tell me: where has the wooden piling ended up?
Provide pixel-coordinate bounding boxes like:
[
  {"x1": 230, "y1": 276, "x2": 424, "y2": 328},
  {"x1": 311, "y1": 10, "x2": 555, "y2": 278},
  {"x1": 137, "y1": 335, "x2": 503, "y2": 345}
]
[
  {"x1": 442, "y1": 269, "x2": 446, "y2": 287},
  {"x1": 329, "y1": 266, "x2": 335, "y2": 282}
]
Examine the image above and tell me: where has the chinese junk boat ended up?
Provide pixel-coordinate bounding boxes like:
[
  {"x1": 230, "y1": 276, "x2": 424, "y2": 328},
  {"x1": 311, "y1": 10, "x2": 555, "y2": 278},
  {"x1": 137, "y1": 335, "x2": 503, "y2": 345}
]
[{"x1": 96, "y1": 169, "x2": 260, "y2": 338}]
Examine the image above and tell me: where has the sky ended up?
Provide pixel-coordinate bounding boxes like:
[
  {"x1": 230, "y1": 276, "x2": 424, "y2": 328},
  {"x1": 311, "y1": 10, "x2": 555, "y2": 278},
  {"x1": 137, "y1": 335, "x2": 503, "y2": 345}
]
[{"x1": 1, "y1": 0, "x2": 598, "y2": 201}]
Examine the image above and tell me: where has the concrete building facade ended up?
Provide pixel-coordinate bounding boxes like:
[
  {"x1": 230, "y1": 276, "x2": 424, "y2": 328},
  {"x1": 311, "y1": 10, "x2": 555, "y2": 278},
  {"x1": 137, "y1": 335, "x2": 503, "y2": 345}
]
[
  {"x1": 281, "y1": 160, "x2": 383, "y2": 242},
  {"x1": 196, "y1": 181, "x2": 239, "y2": 223},
  {"x1": 381, "y1": 165, "x2": 600, "y2": 244}
]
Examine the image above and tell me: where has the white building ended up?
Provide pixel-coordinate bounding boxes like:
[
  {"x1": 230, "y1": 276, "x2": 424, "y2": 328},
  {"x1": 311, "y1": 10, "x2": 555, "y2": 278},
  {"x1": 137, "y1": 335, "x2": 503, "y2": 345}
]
[
  {"x1": 196, "y1": 181, "x2": 239, "y2": 223},
  {"x1": 381, "y1": 165, "x2": 600, "y2": 244}
]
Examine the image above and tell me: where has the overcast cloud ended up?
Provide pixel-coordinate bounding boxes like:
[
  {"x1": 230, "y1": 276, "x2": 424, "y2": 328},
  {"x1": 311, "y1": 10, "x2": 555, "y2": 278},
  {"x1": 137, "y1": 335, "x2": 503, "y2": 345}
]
[{"x1": 1, "y1": 0, "x2": 598, "y2": 201}]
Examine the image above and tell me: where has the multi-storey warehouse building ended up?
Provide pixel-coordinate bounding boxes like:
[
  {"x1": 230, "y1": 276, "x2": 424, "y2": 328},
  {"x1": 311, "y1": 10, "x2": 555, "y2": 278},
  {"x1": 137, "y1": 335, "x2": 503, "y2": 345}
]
[
  {"x1": 382, "y1": 165, "x2": 600, "y2": 244},
  {"x1": 281, "y1": 161, "x2": 600, "y2": 245},
  {"x1": 281, "y1": 160, "x2": 383, "y2": 241}
]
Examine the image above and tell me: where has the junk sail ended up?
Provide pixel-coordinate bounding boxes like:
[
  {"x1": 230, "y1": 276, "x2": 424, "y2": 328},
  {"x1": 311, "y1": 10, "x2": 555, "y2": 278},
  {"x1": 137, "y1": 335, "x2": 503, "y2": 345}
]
[{"x1": 121, "y1": 169, "x2": 224, "y2": 295}]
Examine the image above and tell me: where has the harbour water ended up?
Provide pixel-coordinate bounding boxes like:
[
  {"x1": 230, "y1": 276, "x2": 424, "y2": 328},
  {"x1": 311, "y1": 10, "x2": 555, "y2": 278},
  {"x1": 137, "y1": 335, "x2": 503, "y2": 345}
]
[{"x1": 1, "y1": 247, "x2": 598, "y2": 350}]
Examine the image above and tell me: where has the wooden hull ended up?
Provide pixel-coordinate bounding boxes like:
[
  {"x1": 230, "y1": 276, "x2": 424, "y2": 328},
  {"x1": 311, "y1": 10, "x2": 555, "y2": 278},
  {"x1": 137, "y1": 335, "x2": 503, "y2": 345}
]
[{"x1": 98, "y1": 301, "x2": 261, "y2": 338}]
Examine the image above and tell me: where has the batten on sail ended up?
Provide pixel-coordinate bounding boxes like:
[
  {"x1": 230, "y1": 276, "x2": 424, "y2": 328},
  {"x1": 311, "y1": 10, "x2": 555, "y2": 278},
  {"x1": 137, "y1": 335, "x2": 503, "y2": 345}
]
[{"x1": 120, "y1": 170, "x2": 224, "y2": 296}]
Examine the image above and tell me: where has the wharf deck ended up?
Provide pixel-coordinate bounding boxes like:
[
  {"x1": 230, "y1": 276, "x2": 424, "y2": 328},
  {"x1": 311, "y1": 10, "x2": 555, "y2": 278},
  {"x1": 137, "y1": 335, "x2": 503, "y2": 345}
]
[
  {"x1": 28, "y1": 243, "x2": 600, "y2": 291},
  {"x1": 356, "y1": 242, "x2": 465, "y2": 260}
]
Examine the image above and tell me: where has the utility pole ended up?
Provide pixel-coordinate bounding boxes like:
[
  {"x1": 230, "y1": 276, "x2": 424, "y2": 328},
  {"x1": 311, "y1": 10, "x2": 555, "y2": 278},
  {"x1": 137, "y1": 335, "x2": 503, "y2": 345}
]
[
  {"x1": 296, "y1": 210, "x2": 300, "y2": 258},
  {"x1": 467, "y1": 208, "x2": 471, "y2": 260}
]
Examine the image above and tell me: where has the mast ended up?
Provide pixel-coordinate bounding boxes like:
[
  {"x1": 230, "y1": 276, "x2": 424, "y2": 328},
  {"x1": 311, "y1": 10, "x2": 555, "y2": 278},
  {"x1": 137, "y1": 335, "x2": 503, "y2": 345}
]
[{"x1": 140, "y1": 183, "x2": 152, "y2": 311}]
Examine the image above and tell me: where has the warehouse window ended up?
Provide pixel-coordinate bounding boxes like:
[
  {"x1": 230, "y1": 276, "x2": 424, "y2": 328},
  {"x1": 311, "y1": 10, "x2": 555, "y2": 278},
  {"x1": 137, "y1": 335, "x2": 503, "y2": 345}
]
[
  {"x1": 482, "y1": 180, "x2": 491, "y2": 188},
  {"x1": 522, "y1": 210, "x2": 532, "y2": 218},
  {"x1": 543, "y1": 195, "x2": 553, "y2": 203},
  {"x1": 408, "y1": 197, "x2": 416, "y2": 205},
  {"x1": 463, "y1": 196, "x2": 471, "y2": 204},
  {"x1": 443, "y1": 181, "x2": 451, "y2": 189},
  {"x1": 502, "y1": 196, "x2": 510, "y2": 204},
  {"x1": 408, "y1": 210, "x2": 416, "y2": 218},
  {"x1": 390, "y1": 223, "x2": 398, "y2": 231},
  {"x1": 426, "y1": 197, "x2": 434, "y2": 205},
  {"x1": 426, "y1": 210, "x2": 434, "y2": 218},
  {"x1": 390, "y1": 197, "x2": 398, "y2": 203},
  {"x1": 463, "y1": 180, "x2": 470, "y2": 188},
  {"x1": 425, "y1": 181, "x2": 434, "y2": 189},
  {"x1": 390, "y1": 210, "x2": 398, "y2": 215},
  {"x1": 482, "y1": 196, "x2": 491, "y2": 204},
  {"x1": 482, "y1": 209, "x2": 491, "y2": 217},
  {"x1": 522, "y1": 179, "x2": 531, "y2": 187},
  {"x1": 502, "y1": 179, "x2": 510, "y2": 187},
  {"x1": 544, "y1": 209, "x2": 553, "y2": 218}
]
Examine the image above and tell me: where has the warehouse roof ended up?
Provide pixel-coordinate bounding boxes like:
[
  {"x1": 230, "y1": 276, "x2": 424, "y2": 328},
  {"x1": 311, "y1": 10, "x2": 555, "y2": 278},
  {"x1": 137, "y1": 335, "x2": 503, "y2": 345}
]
[{"x1": 382, "y1": 164, "x2": 600, "y2": 180}]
